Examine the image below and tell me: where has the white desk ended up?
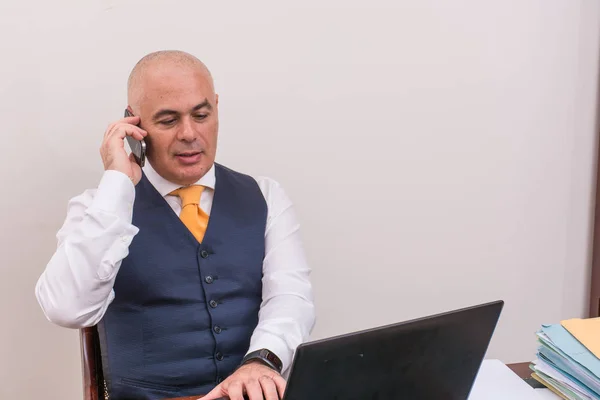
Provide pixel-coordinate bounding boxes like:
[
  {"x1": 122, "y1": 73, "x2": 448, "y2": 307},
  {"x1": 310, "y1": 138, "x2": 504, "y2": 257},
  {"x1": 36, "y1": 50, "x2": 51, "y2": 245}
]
[{"x1": 469, "y1": 359, "x2": 559, "y2": 399}]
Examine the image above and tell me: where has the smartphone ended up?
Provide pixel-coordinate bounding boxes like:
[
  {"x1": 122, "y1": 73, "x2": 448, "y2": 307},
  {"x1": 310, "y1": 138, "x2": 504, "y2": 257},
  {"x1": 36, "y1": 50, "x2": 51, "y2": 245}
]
[{"x1": 124, "y1": 109, "x2": 146, "y2": 167}]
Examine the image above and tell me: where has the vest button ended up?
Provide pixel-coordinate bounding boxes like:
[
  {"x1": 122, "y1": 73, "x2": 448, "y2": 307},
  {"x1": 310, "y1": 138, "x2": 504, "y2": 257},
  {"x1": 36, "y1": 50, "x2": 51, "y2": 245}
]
[
  {"x1": 209, "y1": 300, "x2": 218, "y2": 308},
  {"x1": 213, "y1": 325, "x2": 222, "y2": 334},
  {"x1": 215, "y1": 352, "x2": 224, "y2": 361},
  {"x1": 216, "y1": 376, "x2": 223, "y2": 383},
  {"x1": 200, "y1": 250, "x2": 209, "y2": 259},
  {"x1": 205, "y1": 275, "x2": 214, "y2": 284}
]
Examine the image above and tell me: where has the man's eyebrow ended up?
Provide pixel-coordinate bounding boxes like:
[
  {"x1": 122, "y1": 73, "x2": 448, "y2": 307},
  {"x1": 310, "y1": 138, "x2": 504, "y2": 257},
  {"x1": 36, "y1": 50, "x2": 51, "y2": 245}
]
[{"x1": 192, "y1": 99, "x2": 213, "y2": 112}]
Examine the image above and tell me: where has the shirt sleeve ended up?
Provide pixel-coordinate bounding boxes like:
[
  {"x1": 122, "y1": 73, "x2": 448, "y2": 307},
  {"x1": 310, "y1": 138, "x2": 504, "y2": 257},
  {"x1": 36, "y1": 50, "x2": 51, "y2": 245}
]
[
  {"x1": 35, "y1": 170, "x2": 139, "y2": 328},
  {"x1": 246, "y1": 177, "x2": 316, "y2": 374}
]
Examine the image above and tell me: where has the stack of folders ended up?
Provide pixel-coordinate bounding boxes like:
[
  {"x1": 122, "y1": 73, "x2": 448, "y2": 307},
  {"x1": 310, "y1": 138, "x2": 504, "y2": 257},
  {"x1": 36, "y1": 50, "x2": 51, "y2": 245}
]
[{"x1": 530, "y1": 318, "x2": 600, "y2": 400}]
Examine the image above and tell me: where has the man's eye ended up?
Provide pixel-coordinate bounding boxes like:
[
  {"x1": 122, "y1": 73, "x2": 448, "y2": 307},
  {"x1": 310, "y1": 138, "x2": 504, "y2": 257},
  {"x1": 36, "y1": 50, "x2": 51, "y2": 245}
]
[
  {"x1": 160, "y1": 119, "x2": 176, "y2": 125},
  {"x1": 194, "y1": 114, "x2": 208, "y2": 120}
]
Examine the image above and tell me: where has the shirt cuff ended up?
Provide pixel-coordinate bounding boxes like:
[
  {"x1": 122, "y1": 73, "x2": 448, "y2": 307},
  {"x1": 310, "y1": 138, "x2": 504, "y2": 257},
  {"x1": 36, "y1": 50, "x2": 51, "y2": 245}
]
[
  {"x1": 90, "y1": 170, "x2": 136, "y2": 222},
  {"x1": 247, "y1": 331, "x2": 293, "y2": 374}
]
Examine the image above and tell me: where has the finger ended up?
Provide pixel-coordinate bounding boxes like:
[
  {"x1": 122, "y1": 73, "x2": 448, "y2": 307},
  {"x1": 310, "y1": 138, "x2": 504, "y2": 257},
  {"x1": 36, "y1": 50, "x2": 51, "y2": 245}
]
[
  {"x1": 109, "y1": 124, "x2": 147, "y2": 141},
  {"x1": 122, "y1": 115, "x2": 140, "y2": 124},
  {"x1": 272, "y1": 375, "x2": 286, "y2": 398},
  {"x1": 245, "y1": 378, "x2": 264, "y2": 400},
  {"x1": 227, "y1": 380, "x2": 245, "y2": 400},
  {"x1": 104, "y1": 125, "x2": 144, "y2": 145},
  {"x1": 125, "y1": 128, "x2": 146, "y2": 141},
  {"x1": 104, "y1": 122, "x2": 119, "y2": 140},
  {"x1": 119, "y1": 123, "x2": 147, "y2": 137},
  {"x1": 259, "y1": 376, "x2": 279, "y2": 400},
  {"x1": 104, "y1": 115, "x2": 139, "y2": 136},
  {"x1": 200, "y1": 384, "x2": 226, "y2": 400}
]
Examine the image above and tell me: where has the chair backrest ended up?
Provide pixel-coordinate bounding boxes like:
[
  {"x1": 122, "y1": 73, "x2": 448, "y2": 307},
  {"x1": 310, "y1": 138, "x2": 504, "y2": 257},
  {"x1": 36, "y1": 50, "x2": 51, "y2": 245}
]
[{"x1": 80, "y1": 326, "x2": 105, "y2": 400}]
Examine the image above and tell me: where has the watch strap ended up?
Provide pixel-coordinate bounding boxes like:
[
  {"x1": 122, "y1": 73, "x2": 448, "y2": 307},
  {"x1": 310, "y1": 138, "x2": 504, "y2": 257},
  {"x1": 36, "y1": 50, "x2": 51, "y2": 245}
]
[{"x1": 241, "y1": 349, "x2": 283, "y2": 373}]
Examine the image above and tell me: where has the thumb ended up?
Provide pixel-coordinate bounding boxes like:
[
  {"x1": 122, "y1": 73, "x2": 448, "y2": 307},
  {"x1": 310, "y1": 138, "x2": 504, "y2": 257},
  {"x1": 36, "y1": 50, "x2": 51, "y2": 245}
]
[
  {"x1": 128, "y1": 153, "x2": 142, "y2": 185},
  {"x1": 128, "y1": 152, "x2": 141, "y2": 167}
]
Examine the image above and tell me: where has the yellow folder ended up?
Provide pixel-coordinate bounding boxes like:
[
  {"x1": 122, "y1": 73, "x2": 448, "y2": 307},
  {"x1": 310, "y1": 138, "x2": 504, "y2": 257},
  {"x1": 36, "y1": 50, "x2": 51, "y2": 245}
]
[
  {"x1": 531, "y1": 373, "x2": 569, "y2": 400},
  {"x1": 561, "y1": 317, "x2": 600, "y2": 359}
]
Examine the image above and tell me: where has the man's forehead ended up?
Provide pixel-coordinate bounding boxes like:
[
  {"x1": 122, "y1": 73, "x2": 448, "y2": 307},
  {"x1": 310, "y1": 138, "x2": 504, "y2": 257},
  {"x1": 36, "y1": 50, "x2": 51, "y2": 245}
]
[{"x1": 131, "y1": 66, "x2": 214, "y2": 109}]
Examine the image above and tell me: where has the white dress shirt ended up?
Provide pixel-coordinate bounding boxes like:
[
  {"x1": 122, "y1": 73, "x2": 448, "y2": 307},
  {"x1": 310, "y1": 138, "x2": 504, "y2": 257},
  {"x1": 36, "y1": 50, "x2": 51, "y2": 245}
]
[{"x1": 35, "y1": 162, "x2": 316, "y2": 373}]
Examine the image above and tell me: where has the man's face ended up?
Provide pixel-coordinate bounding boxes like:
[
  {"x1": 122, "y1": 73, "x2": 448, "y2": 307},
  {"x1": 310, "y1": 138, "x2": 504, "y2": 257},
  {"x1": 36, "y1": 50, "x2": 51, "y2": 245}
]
[{"x1": 132, "y1": 65, "x2": 219, "y2": 186}]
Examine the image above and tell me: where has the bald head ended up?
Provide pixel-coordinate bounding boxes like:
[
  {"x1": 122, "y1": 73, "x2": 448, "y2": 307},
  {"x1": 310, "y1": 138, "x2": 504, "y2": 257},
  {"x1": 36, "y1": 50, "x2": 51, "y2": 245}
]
[
  {"x1": 123, "y1": 50, "x2": 219, "y2": 186},
  {"x1": 127, "y1": 50, "x2": 214, "y2": 109}
]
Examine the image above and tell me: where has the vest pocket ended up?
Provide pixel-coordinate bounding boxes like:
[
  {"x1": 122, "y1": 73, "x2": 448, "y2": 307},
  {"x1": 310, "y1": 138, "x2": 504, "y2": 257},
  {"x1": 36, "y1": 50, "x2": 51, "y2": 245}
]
[{"x1": 120, "y1": 376, "x2": 182, "y2": 393}]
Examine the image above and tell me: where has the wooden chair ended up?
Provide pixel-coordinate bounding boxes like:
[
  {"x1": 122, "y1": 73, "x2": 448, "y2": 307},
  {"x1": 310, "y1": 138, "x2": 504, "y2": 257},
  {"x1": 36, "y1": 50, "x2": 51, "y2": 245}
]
[
  {"x1": 79, "y1": 326, "x2": 204, "y2": 400},
  {"x1": 80, "y1": 326, "x2": 107, "y2": 400}
]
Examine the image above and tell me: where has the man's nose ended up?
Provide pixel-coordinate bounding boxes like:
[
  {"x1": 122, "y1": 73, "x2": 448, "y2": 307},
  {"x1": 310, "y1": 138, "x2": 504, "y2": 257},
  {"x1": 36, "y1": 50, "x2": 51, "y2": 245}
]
[{"x1": 177, "y1": 117, "x2": 196, "y2": 142}]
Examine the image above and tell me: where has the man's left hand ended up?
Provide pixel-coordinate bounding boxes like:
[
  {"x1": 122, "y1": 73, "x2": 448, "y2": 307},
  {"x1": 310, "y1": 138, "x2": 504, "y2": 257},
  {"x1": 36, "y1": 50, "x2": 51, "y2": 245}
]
[{"x1": 202, "y1": 361, "x2": 286, "y2": 400}]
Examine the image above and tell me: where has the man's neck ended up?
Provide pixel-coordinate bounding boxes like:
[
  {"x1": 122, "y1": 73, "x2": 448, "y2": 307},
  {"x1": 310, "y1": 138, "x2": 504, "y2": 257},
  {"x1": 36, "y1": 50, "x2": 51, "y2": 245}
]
[{"x1": 142, "y1": 161, "x2": 216, "y2": 197}]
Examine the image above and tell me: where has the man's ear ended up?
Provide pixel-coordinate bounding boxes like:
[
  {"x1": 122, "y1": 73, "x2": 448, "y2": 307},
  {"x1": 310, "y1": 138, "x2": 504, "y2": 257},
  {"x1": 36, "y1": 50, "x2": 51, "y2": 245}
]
[{"x1": 215, "y1": 94, "x2": 219, "y2": 106}]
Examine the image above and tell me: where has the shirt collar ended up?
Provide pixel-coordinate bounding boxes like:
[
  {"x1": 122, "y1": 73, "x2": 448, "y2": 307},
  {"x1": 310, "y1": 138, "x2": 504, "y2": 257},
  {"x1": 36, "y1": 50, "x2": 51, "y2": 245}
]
[{"x1": 142, "y1": 161, "x2": 216, "y2": 198}]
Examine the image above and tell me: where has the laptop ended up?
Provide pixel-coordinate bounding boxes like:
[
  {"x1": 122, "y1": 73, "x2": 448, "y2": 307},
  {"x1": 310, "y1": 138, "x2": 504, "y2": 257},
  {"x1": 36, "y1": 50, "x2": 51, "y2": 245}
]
[{"x1": 219, "y1": 300, "x2": 504, "y2": 400}]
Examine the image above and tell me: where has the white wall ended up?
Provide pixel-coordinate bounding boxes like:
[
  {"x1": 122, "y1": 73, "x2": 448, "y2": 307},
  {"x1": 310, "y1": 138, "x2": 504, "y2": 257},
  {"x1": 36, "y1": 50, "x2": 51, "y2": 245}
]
[{"x1": 1, "y1": 1, "x2": 599, "y2": 398}]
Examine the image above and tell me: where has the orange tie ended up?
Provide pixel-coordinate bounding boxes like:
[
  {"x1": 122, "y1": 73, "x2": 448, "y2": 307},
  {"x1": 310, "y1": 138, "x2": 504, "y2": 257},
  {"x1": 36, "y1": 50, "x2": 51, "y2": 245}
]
[{"x1": 170, "y1": 185, "x2": 209, "y2": 243}]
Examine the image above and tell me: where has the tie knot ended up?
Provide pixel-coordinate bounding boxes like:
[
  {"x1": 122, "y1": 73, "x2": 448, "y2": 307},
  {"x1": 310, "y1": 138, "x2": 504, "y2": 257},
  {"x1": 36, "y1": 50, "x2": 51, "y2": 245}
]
[{"x1": 170, "y1": 185, "x2": 205, "y2": 207}]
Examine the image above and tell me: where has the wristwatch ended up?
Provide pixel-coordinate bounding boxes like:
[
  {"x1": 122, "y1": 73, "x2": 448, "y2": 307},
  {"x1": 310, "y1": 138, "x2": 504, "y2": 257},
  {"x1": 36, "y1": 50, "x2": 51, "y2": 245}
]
[{"x1": 241, "y1": 349, "x2": 283, "y2": 373}]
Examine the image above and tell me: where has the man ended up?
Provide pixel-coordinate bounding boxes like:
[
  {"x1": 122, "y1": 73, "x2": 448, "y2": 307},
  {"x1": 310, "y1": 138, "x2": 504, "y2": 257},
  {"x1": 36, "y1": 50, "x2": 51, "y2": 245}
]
[{"x1": 35, "y1": 50, "x2": 316, "y2": 400}]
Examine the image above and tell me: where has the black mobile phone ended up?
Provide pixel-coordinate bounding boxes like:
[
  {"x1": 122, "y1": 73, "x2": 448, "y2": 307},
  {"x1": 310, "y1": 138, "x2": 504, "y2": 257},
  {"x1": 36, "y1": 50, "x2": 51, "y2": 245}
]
[{"x1": 124, "y1": 109, "x2": 146, "y2": 167}]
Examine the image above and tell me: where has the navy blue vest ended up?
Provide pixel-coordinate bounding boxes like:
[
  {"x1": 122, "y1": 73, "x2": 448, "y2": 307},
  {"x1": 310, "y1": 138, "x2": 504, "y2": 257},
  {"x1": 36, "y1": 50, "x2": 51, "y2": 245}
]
[{"x1": 98, "y1": 163, "x2": 267, "y2": 399}]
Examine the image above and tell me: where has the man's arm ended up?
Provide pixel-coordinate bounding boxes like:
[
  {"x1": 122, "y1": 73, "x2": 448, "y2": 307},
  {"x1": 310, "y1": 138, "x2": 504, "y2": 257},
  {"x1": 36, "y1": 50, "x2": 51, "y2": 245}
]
[
  {"x1": 246, "y1": 176, "x2": 316, "y2": 373},
  {"x1": 36, "y1": 115, "x2": 147, "y2": 328},
  {"x1": 203, "y1": 177, "x2": 316, "y2": 400},
  {"x1": 35, "y1": 171, "x2": 138, "y2": 328}
]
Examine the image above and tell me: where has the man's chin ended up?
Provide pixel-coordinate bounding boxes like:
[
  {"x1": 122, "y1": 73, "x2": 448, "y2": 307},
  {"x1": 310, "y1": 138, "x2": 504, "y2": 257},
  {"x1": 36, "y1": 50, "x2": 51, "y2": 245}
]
[
  {"x1": 173, "y1": 164, "x2": 210, "y2": 185},
  {"x1": 152, "y1": 157, "x2": 212, "y2": 185}
]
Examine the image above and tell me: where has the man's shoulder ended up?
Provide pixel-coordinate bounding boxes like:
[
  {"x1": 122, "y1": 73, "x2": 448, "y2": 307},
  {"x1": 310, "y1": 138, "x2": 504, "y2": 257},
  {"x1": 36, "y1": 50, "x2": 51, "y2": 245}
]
[
  {"x1": 215, "y1": 163, "x2": 287, "y2": 204},
  {"x1": 215, "y1": 163, "x2": 282, "y2": 189}
]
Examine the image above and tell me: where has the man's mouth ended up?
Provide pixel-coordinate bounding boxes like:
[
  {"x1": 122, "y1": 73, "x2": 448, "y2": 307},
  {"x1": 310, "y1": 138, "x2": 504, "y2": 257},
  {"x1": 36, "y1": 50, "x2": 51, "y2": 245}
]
[{"x1": 175, "y1": 151, "x2": 202, "y2": 164}]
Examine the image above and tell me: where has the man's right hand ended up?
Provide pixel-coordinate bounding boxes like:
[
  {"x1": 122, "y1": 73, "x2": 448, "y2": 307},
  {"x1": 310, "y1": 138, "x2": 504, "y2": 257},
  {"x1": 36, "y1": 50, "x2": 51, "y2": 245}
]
[{"x1": 100, "y1": 115, "x2": 147, "y2": 185}]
